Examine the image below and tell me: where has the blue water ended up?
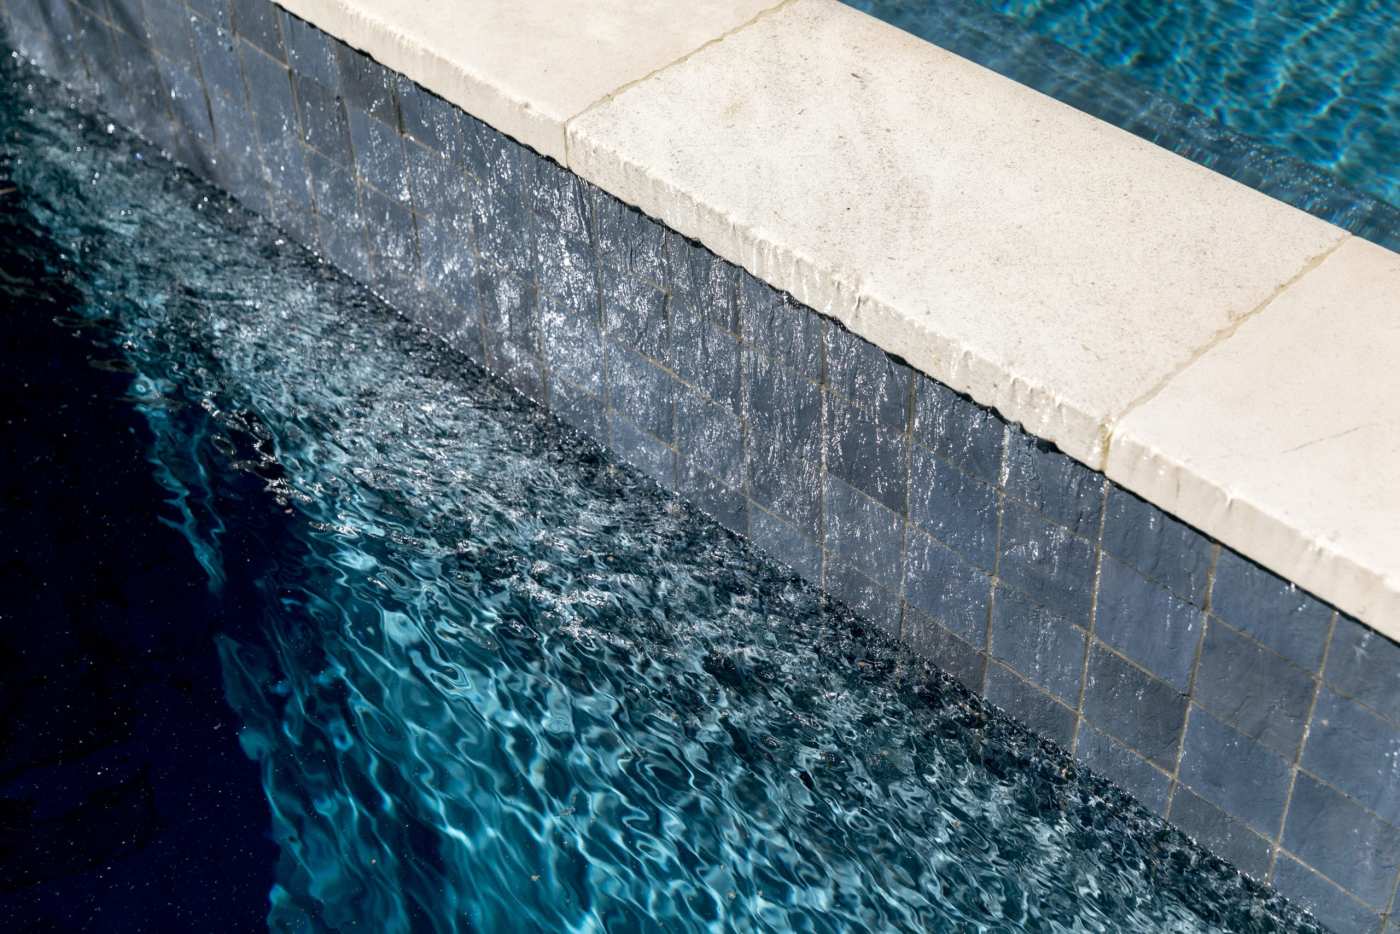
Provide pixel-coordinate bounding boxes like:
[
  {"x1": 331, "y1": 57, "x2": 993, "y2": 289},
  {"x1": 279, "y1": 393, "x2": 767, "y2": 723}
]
[
  {"x1": 848, "y1": 0, "x2": 1400, "y2": 250},
  {"x1": 0, "y1": 55, "x2": 1326, "y2": 932}
]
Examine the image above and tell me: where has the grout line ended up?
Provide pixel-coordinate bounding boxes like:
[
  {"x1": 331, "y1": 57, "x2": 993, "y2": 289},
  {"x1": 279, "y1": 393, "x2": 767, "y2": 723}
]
[
  {"x1": 1165, "y1": 543, "x2": 1219, "y2": 814},
  {"x1": 1070, "y1": 476, "x2": 1111, "y2": 755},
  {"x1": 560, "y1": 0, "x2": 799, "y2": 168},
  {"x1": 1103, "y1": 234, "x2": 1350, "y2": 448},
  {"x1": 1269, "y1": 609, "x2": 1339, "y2": 879}
]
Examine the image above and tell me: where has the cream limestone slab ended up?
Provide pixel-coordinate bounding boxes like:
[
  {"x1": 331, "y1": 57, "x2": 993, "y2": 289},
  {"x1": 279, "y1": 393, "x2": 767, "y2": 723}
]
[
  {"x1": 565, "y1": 0, "x2": 1345, "y2": 466},
  {"x1": 271, "y1": 0, "x2": 784, "y2": 163},
  {"x1": 1108, "y1": 238, "x2": 1400, "y2": 634}
]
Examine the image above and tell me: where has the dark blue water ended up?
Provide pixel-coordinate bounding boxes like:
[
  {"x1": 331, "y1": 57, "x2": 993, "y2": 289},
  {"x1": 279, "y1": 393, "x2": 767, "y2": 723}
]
[
  {"x1": 0, "y1": 54, "x2": 1326, "y2": 932},
  {"x1": 848, "y1": 0, "x2": 1400, "y2": 251}
]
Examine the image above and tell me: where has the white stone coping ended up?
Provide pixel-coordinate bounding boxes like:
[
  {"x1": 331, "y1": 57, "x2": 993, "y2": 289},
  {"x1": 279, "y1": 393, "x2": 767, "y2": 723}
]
[{"x1": 271, "y1": 0, "x2": 1400, "y2": 633}]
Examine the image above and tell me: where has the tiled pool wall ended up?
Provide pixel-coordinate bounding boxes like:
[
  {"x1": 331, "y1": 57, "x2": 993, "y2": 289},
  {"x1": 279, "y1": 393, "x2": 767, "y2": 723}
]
[{"x1": 4, "y1": 1, "x2": 1398, "y2": 930}]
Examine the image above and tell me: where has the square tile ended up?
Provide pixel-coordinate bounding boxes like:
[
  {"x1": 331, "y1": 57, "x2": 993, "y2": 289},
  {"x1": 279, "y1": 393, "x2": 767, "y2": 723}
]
[
  {"x1": 547, "y1": 375, "x2": 606, "y2": 442},
  {"x1": 186, "y1": 0, "x2": 231, "y2": 30},
  {"x1": 305, "y1": 147, "x2": 359, "y2": 222},
  {"x1": 415, "y1": 211, "x2": 478, "y2": 309},
  {"x1": 985, "y1": 663, "x2": 1077, "y2": 749},
  {"x1": 482, "y1": 329, "x2": 546, "y2": 404},
  {"x1": 240, "y1": 39, "x2": 297, "y2": 134},
  {"x1": 1271, "y1": 854, "x2": 1383, "y2": 934},
  {"x1": 1195, "y1": 620, "x2": 1315, "y2": 760},
  {"x1": 314, "y1": 211, "x2": 370, "y2": 282},
  {"x1": 191, "y1": 13, "x2": 244, "y2": 105},
  {"x1": 1178, "y1": 705, "x2": 1292, "y2": 838},
  {"x1": 348, "y1": 106, "x2": 409, "y2": 202},
  {"x1": 745, "y1": 431, "x2": 822, "y2": 542},
  {"x1": 991, "y1": 586, "x2": 1086, "y2": 706},
  {"x1": 230, "y1": 0, "x2": 283, "y2": 61},
  {"x1": 669, "y1": 234, "x2": 737, "y2": 334},
  {"x1": 1211, "y1": 549, "x2": 1333, "y2": 671},
  {"x1": 1101, "y1": 486, "x2": 1214, "y2": 606},
  {"x1": 1076, "y1": 721, "x2": 1170, "y2": 815},
  {"x1": 679, "y1": 460, "x2": 747, "y2": 538},
  {"x1": 902, "y1": 528, "x2": 992, "y2": 646},
  {"x1": 1004, "y1": 427, "x2": 1105, "y2": 537},
  {"x1": 748, "y1": 506, "x2": 822, "y2": 582},
  {"x1": 743, "y1": 347, "x2": 823, "y2": 464},
  {"x1": 601, "y1": 271, "x2": 668, "y2": 363},
  {"x1": 1303, "y1": 688, "x2": 1400, "y2": 827},
  {"x1": 280, "y1": 10, "x2": 337, "y2": 89},
  {"x1": 361, "y1": 186, "x2": 418, "y2": 289},
  {"x1": 335, "y1": 42, "x2": 395, "y2": 125},
  {"x1": 908, "y1": 445, "x2": 998, "y2": 571},
  {"x1": 736, "y1": 271, "x2": 821, "y2": 379},
  {"x1": 476, "y1": 271, "x2": 538, "y2": 354},
  {"x1": 823, "y1": 474, "x2": 904, "y2": 591},
  {"x1": 396, "y1": 75, "x2": 465, "y2": 156},
  {"x1": 1093, "y1": 555, "x2": 1203, "y2": 691},
  {"x1": 540, "y1": 299, "x2": 604, "y2": 396},
  {"x1": 1327, "y1": 616, "x2": 1400, "y2": 724},
  {"x1": 596, "y1": 197, "x2": 667, "y2": 286},
  {"x1": 904, "y1": 608, "x2": 987, "y2": 693},
  {"x1": 824, "y1": 321, "x2": 912, "y2": 432},
  {"x1": 1082, "y1": 646, "x2": 1187, "y2": 769},
  {"x1": 826, "y1": 396, "x2": 908, "y2": 514},
  {"x1": 529, "y1": 156, "x2": 593, "y2": 245},
  {"x1": 143, "y1": 0, "x2": 196, "y2": 65},
  {"x1": 997, "y1": 502, "x2": 1097, "y2": 624},
  {"x1": 1283, "y1": 773, "x2": 1400, "y2": 909},
  {"x1": 675, "y1": 391, "x2": 742, "y2": 486},
  {"x1": 609, "y1": 412, "x2": 676, "y2": 491},
  {"x1": 293, "y1": 73, "x2": 351, "y2": 163},
  {"x1": 606, "y1": 345, "x2": 674, "y2": 444},
  {"x1": 1169, "y1": 787, "x2": 1273, "y2": 880},
  {"x1": 404, "y1": 140, "x2": 471, "y2": 219},
  {"x1": 824, "y1": 555, "x2": 902, "y2": 640},
  {"x1": 670, "y1": 299, "x2": 740, "y2": 410},
  {"x1": 470, "y1": 174, "x2": 534, "y2": 276}
]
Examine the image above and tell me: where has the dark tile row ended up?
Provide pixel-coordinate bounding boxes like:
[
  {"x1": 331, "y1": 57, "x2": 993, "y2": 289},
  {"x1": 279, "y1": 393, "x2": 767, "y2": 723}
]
[{"x1": 7, "y1": 1, "x2": 1399, "y2": 929}]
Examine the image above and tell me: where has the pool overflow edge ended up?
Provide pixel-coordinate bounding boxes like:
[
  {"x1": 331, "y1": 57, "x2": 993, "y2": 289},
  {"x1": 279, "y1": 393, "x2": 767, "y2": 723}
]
[{"x1": 3, "y1": 1, "x2": 1399, "y2": 930}]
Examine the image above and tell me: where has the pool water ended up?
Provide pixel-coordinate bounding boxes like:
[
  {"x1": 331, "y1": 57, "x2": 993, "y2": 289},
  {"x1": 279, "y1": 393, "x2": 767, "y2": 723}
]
[
  {"x1": 0, "y1": 55, "x2": 1324, "y2": 932},
  {"x1": 848, "y1": 0, "x2": 1400, "y2": 250}
]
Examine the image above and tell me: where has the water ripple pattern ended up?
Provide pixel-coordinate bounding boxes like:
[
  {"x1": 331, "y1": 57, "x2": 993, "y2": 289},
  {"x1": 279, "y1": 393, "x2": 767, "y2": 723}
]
[{"x1": 0, "y1": 57, "x2": 1324, "y2": 933}]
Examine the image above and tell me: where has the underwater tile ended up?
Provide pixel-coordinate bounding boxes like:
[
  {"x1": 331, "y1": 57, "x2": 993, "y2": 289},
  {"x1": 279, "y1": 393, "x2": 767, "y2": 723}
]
[
  {"x1": 902, "y1": 528, "x2": 992, "y2": 646},
  {"x1": 904, "y1": 608, "x2": 987, "y2": 693},
  {"x1": 991, "y1": 586, "x2": 1086, "y2": 706},
  {"x1": 679, "y1": 460, "x2": 747, "y2": 538},
  {"x1": 1271, "y1": 854, "x2": 1383, "y2": 934},
  {"x1": 1169, "y1": 787, "x2": 1273, "y2": 881},
  {"x1": 985, "y1": 663, "x2": 1077, "y2": 749},
  {"x1": 748, "y1": 507, "x2": 822, "y2": 583},
  {"x1": 823, "y1": 474, "x2": 904, "y2": 592},
  {"x1": 1082, "y1": 646, "x2": 1186, "y2": 769},
  {"x1": 1076, "y1": 721, "x2": 1169, "y2": 815}
]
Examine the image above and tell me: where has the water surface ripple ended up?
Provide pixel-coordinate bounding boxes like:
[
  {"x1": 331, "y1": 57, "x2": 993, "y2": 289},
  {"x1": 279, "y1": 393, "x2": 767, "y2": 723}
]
[{"x1": 1, "y1": 57, "x2": 1323, "y2": 933}]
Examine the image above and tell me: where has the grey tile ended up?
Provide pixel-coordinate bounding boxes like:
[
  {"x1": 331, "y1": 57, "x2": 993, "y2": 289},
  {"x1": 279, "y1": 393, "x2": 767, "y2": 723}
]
[
  {"x1": 1169, "y1": 787, "x2": 1273, "y2": 880},
  {"x1": 675, "y1": 391, "x2": 742, "y2": 486},
  {"x1": 470, "y1": 172, "x2": 534, "y2": 277},
  {"x1": 305, "y1": 147, "x2": 359, "y2": 222},
  {"x1": 528, "y1": 156, "x2": 592, "y2": 245},
  {"x1": 596, "y1": 198, "x2": 667, "y2": 286},
  {"x1": 997, "y1": 502, "x2": 1097, "y2": 624},
  {"x1": 1271, "y1": 854, "x2": 1383, "y2": 934},
  {"x1": 160, "y1": 56, "x2": 213, "y2": 145},
  {"x1": 280, "y1": 11, "x2": 337, "y2": 89},
  {"x1": 609, "y1": 413, "x2": 676, "y2": 491},
  {"x1": 824, "y1": 556, "x2": 902, "y2": 640},
  {"x1": 404, "y1": 140, "x2": 470, "y2": 219},
  {"x1": 991, "y1": 586, "x2": 1086, "y2": 705},
  {"x1": 1211, "y1": 549, "x2": 1333, "y2": 671},
  {"x1": 482, "y1": 329, "x2": 546, "y2": 404},
  {"x1": 824, "y1": 322, "x2": 912, "y2": 432},
  {"x1": 186, "y1": 0, "x2": 230, "y2": 30},
  {"x1": 547, "y1": 376, "x2": 606, "y2": 443},
  {"x1": 396, "y1": 76, "x2": 464, "y2": 157},
  {"x1": 107, "y1": 0, "x2": 149, "y2": 39},
  {"x1": 1101, "y1": 487, "x2": 1213, "y2": 606},
  {"x1": 745, "y1": 432, "x2": 823, "y2": 542},
  {"x1": 748, "y1": 507, "x2": 822, "y2": 582},
  {"x1": 1195, "y1": 621, "x2": 1315, "y2": 760},
  {"x1": 240, "y1": 39, "x2": 297, "y2": 135},
  {"x1": 1076, "y1": 721, "x2": 1170, "y2": 815},
  {"x1": 826, "y1": 396, "x2": 908, "y2": 514},
  {"x1": 314, "y1": 210, "x2": 370, "y2": 281},
  {"x1": 1003, "y1": 427, "x2": 1105, "y2": 537},
  {"x1": 536, "y1": 226, "x2": 597, "y2": 310},
  {"x1": 601, "y1": 271, "x2": 668, "y2": 363},
  {"x1": 679, "y1": 460, "x2": 747, "y2": 538},
  {"x1": 230, "y1": 0, "x2": 282, "y2": 61},
  {"x1": 143, "y1": 0, "x2": 196, "y2": 65},
  {"x1": 1178, "y1": 705, "x2": 1291, "y2": 838},
  {"x1": 670, "y1": 299, "x2": 740, "y2": 410},
  {"x1": 190, "y1": 12, "x2": 244, "y2": 105},
  {"x1": 743, "y1": 347, "x2": 823, "y2": 463},
  {"x1": 1082, "y1": 646, "x2": 1186, "y2": 769},
  {"x1": 606, "y1": 345, "x2": 674, "y2": 444},
  {"x1": 669, "y1": 234, "x2": 737, "y2": 334},
  {"x1": 477, "y1": 270, "x2": 538, "y2": 354},
  {"x1": 1283, "y1": 773, "x2": 1400, "y2": 909},
  {"x1": 985, "y1": 663, "x2": 1078, "y2": 749},
  {"x1": 823, "y1": 474, "x2": 904, "y2": 592},
  {"x1": 415, "y1": 211, "x2": 477, "y2": 310},
  {"x1": 335, "y1": 42, "x2": 395, "y2": 125},
  {"x1": 1093, "y1": 555, "x2": 1203, "y2": 691},
  {"x1": 293, "y1": 73, "x2": 350, "y2": 163},
  {"x1": 1327, "y1": 616, "x2": 1400, "y2": 724},
  {"x1": 540, "y1": 300, "x2": 604, "y2": 396},
  {"x1": 904, "y1": 608, "x2": 987, "y2": 693},
  {"x1": 903, "y1": 528, "x2": 992, "y2": 646},
  {"x1": 362, "y1": 186, "x2": 418, "y2": 293},
  {"x1": 348, "y1": 106, "x2": 409, "y2": 202},
  {"x1": 1303, "y1": 688, "x2": 1400, "y2": 827},
  {"x1": 908, "y1": 445, "x2": 998, "y2": 571},
  {"x1": 401, "y1": 283, "x2": 477, "y2": 356},
  {"x1": 736, "y1": 272, "x2": 821, "y2": 379}
]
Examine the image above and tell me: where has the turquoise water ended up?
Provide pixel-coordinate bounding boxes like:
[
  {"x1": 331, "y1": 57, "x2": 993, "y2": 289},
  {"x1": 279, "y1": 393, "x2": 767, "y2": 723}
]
[
  {"x1": 849, "y1": 0, "x2": 1400, "y2": 249},
  {"x1": 0, "y1": 56, "x2": 1324, "y2": 931}
]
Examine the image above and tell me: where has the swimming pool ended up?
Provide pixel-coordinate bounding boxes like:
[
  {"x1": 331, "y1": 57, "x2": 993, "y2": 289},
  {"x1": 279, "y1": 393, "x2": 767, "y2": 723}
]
[
  {"x1": 848, "y1": 0, "x2": 1400, "y2": 251},
  {"x1": 0, "y1": 53, "x2": 1323, "y2": 932}
]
